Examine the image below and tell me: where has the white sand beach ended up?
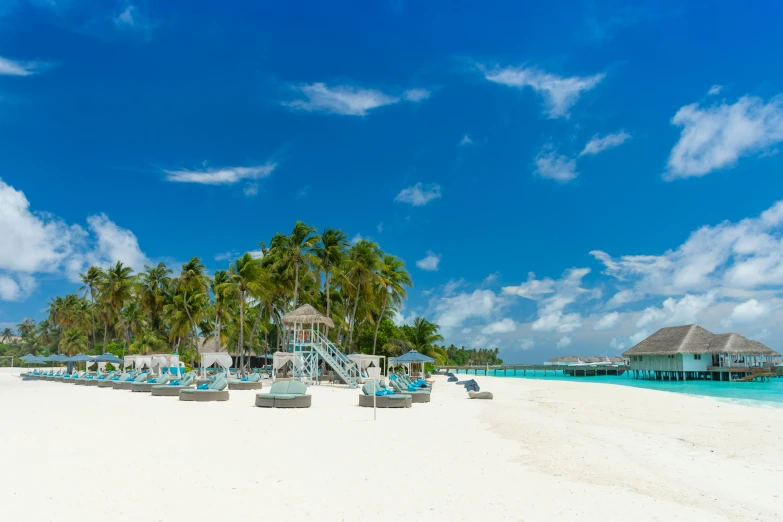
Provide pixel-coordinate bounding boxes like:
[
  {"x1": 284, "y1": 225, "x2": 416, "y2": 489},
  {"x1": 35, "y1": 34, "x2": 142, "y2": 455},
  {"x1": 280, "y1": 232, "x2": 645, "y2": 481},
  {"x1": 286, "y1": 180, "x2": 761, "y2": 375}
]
[{"x1": 2, "y1": 373, "x2": 782, "y2": 522}]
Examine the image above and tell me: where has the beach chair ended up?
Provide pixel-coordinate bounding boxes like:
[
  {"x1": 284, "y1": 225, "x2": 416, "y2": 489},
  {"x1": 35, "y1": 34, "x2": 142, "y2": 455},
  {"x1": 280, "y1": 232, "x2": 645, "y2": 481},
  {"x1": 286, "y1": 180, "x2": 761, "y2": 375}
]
[
  {"x1": 113, "y1": 372, "x2": 148, "y2": 390},
  {"x1": 131, "y1": 374, "x2": 170, "y2": 392},
  {"x1": 394, "y1": 373, "x2": 431, "y2": 390},
  {"x1": 228, "y1": 372, "x2": 263, "y2": 390},
  {"x1": 254, "y1": 380, "x2": 311, "y2": 408},
  {"x1": 65, "y1": 371, "x2": 84, "y2": 384},
  {"x1": 389, "y1": 378, "x2": 431, "y2": 403},
  {"x1": 150, "y1": 372, "x2": 196, "y2": 396},
  {"x1": 98, "y1": 372, "x2": 128, "y2": 388},
  {"x1": 358, "y1": 381, "x2": 411, "y2": 408},
  {"x1": 86, "y1": 371, "x2": 113, "y2": 386},
  {"x1": 179, "y1": 375, "x2": 229, "y2": 402}
]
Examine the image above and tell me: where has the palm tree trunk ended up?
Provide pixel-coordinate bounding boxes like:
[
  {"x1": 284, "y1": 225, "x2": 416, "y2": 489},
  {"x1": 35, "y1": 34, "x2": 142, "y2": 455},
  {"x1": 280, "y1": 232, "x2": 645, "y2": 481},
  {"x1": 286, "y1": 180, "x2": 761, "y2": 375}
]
[
  {"x1": 348, "y1": 282, "x2": 361, "y2": 349},
  {"x1": 89, "y1": 289, "x2": 96, "y2": 350},
  {"x1": 182, "y1": 289, "x2": 197, "y2": 351},
  {"x1": 248, "y1": 303, "x2": 263, "y2": 354},
  {"x1": 239, "y1": 289, "x2": 245, "y2": 377},
  {"x1": 372, "y1": 292, "x2": 388, "y2": 356},
  {"x1": 293, "y1": 261, "x2": 299, "y2": 310},
  {"x1": 324, "y1": 270, "x2": 331, "y2": 338},
  {"x1": 103, "y1": 320, "x2": 108, "y2": 351}
]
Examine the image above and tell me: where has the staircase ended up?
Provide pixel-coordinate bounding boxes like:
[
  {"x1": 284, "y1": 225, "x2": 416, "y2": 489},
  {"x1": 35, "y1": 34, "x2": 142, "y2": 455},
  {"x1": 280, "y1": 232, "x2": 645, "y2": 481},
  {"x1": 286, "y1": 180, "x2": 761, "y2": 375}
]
[{"x1": 311, "y1": 330, "x2": 359, "y2": 388}]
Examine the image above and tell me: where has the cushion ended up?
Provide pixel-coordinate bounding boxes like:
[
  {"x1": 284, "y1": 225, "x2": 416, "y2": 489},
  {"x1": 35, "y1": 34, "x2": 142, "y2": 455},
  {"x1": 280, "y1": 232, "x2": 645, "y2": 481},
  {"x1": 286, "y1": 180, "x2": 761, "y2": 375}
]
[
  {"x1": 386, "y1": 395, "x2": 408, "y2": 400},
  {"x1": 269, "y1": 394, "x2": 297, "y2": 400},
  {"x1": 197, "y1": 384, "x2": 209, "y2": 390},
  {"x1": 169, "y1": 380, "x2": 180, "y2": 386}
]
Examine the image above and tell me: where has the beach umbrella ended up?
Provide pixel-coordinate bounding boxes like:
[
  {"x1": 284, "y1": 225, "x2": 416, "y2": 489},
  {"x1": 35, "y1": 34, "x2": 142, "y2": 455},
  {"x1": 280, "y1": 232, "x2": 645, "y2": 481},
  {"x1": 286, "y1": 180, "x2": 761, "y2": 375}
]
[
  {"x1": 68, "y1": 353, "x2": 95, "y2": 373},
  {"x1": 390, "y1": 350, "x2": 435, "y2": 379},
  {"x1": 94, "y1": 353, "x2": 123, "y2": 363}
]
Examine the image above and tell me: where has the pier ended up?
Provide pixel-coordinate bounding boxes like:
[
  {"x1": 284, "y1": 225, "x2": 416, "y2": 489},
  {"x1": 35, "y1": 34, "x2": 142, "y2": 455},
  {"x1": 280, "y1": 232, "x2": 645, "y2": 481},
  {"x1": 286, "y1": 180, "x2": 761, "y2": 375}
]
[{"x1": 439, "y1": 364, "x2": 628, "y2": 377}]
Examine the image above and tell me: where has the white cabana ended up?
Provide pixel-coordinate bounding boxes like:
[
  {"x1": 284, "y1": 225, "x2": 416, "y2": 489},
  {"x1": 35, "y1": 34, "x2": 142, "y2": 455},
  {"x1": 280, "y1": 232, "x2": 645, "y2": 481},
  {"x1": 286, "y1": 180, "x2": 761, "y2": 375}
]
[
  {"x1": 272, "y1": 351, "x2": 294, "y2": 378},
  {"x1": 348, "y1": 353, "x2": 387, "y2": 379},
  {"x1": 200, "y1": 353, "x2": 232, "y2": 377}
]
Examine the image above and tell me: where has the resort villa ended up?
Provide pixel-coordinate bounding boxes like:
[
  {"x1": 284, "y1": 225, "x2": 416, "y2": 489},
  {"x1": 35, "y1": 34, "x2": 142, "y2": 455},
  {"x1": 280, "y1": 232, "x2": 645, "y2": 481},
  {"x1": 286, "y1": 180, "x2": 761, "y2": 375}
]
[{"x1": 623, "y1": 324, "x2": 781, "y2": 381}]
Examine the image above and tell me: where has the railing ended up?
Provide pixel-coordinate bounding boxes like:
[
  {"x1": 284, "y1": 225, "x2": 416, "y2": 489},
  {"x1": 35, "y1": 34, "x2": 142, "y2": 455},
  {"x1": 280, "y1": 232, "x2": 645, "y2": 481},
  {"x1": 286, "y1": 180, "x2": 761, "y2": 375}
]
[{"x1": 311, "y1": 330, "x2": 359, "y2": 388}]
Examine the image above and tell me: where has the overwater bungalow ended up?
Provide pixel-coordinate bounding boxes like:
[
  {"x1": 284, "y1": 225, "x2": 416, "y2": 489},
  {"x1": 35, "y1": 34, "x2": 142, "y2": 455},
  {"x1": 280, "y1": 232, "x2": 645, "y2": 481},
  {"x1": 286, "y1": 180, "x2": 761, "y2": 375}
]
[{"x1": 623, "y1": 324, "x2": 781, "y2": 381}]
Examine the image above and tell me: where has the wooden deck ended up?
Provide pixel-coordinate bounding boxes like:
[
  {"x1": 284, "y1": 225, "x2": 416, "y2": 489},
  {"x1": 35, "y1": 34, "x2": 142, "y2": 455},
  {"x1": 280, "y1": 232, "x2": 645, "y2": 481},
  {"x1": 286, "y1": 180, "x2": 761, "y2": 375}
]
[{"x1": 439, "y1": 364, "x2": 628, "y2": 377}]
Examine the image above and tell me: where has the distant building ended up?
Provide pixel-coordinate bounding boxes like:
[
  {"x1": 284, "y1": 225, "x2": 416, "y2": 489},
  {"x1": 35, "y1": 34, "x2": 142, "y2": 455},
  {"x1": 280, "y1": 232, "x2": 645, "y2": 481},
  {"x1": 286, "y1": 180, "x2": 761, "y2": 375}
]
[
  {"x1": 623, "y1": 325, "x2": 780, "y2": 381},
  {"x1": 544, "y1": 356, "x2": 627, "y2": 366}
]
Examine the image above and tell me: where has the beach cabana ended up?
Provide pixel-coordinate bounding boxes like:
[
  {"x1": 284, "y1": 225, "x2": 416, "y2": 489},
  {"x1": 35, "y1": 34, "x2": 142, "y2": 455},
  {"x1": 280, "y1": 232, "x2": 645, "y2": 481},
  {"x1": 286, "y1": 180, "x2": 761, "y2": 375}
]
[
  {"x1": 348, "y1": 353, "x2": 387, "y2": 380},
  {"x1": 200, "y1": 352, "x2": 232, "y2": 377},
  {"x1": 390, "y1": 350, "x2": 434, "y2": 380}
]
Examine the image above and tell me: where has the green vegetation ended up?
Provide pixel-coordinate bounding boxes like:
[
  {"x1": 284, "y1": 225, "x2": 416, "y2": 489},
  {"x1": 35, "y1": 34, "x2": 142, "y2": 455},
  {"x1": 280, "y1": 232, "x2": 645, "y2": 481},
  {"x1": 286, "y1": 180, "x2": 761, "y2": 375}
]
[{"x1": 0, "y1": 222, "x2": 503, "y2": 369}]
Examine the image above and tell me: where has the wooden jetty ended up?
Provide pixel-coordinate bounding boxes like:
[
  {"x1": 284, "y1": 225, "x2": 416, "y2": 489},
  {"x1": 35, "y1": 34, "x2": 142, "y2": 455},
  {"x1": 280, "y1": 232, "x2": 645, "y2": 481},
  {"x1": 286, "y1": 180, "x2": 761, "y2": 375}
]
[{"x1": 438, "y1": 364, "x2": 628, "y2": 377}]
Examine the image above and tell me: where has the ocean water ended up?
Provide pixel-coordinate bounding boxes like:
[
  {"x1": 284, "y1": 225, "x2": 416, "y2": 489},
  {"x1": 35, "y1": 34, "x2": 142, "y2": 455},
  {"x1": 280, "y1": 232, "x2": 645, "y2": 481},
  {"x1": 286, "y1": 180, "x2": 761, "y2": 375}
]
[{"x1": 453, "y1": 369, "x2": 783, "y2": 409}]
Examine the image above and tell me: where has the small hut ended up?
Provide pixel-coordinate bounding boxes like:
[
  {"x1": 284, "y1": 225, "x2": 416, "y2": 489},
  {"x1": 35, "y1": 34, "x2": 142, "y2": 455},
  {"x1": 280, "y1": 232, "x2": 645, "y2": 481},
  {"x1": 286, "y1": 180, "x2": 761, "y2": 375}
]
[{"x1": 281, "y1": 304, "x2": 334, "y2": 383}]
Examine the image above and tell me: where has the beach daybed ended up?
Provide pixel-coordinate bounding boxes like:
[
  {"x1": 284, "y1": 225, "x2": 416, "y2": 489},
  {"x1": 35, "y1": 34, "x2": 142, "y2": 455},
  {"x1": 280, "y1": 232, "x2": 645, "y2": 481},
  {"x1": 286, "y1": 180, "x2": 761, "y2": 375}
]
[
  {"x1": 99, "y1": 372, "x2": 129, "y2": 388},
  {"x1": 150, "y1": 373, "x2": 196, "y2": 396},
  {"x1": 358, "y1": 382, "x2": 412, "y2": 408},
  {"x1": 131, "y1": 374, "x2": 170, "y2": 392},
  {"x1": 468, "y1": 391, "x2": 493, "y2": 400},
  {"x1": 113, "y1": 372, "x2": 148, "y2": 390},
  {"x1": 228, "y1": 373, "x2": 263, "y2": 390},
  {"x1": 86, "y1": 372, "x2": 114, "y2": 386},
  {"x1": 254, "y1": 380, "x2": 311, "y2": 408},
  {"x1": 179, "y1": 375, "x2": 229, "y2": 402}
]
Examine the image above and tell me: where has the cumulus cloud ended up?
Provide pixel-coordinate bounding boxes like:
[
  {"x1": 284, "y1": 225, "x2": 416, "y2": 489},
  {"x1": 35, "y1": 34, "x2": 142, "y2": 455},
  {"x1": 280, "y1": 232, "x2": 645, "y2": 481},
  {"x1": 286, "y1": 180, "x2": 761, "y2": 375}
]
[
  {"x1": 433, "y1": 289, "x2": 500, "y2": 330},
  {"x1": 729, "y1": 298, "x2": 769, "y2": 324},
  {"x1": 556, "y1": 336, "x2": 572, "y2": 349},
  {"x1": 482, "y1": 64, "x2": 604, "y2": 118},
  {"x1": 164, "y1": 163, "x2": 276, "y2": 185},
  {"x1": 113, "y1": 3, "x2": 154, "y2": 36},
  {"x1": 416, "y1": 251, "x2": 441, "y2": 271},
  {"x1": 594, "y1": 312, "x2": 619, "y2": 330},
  {"x1": 481, "y1": 318, "x2": 517, "y2": 334},
  {"x1": 535, "y1": 145, "x2": 578, "y2": 182},
  {"x1": 666, "y1": 95, "x2": 783, "y2": 179},
  {"x1": 580, "y1": 131, "x2": 632, "y2": 156},
  {"x1": 395, "y1": 182, "x2": 442, "y2": 206},
  {"x1": 628, "y1": 330, "x2": 649, "y2": 346},
  {"x1": 0, "y1": 179, "x2": 150, "y2": 300},
  {"x1": 284, "y1": 82, "x2": 427, "y2": 116},
  {"x1": 708, "y1": 85, "x2": 723, "y2": 96}
]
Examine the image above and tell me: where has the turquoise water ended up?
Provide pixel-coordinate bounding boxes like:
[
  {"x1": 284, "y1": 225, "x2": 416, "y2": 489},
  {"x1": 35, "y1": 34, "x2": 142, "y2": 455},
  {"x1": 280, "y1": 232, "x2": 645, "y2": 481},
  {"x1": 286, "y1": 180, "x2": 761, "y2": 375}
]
[{"x1": 454, "y1": 369, "x2": 783, "y2": 408}]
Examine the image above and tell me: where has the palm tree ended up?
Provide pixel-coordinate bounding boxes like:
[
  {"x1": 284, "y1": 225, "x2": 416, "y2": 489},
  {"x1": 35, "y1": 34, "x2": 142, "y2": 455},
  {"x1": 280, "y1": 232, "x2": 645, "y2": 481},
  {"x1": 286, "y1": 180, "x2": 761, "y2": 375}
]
[
  {"x1": 138, "y1": 263, "x2": 172, "y2": 334},
  {"x1": 277, "y1": 221, "x2": 320, "y2": 310},
  {"x1": 60, "y1": 328, "x2": 88, "y2": 356},
  {"x1": 129, "y1": 329, "x2": 167, "y2": 355},
  {"x1": 102, "y1": 261, "x2": 135, "y2": 359},
  {"x1": 1, "y1": 327, "x2": 13, "y2": 345},
  {"x1": 79, "y1": 266, "x2": 104, "y2": 349},
  {"x1": 344, "y1": 239, "x2": 381, "y2": 349},
  {"x1": 219, "y1": 253, "x2": 264, "y2": 375},
  {"x1": 372, "y1": 254, "x2": 412, "y2": 355},
  {"x1": 17, "y1": 318, "x2": 36, "y2": 341},
  {"x1": 401, "y1": 317, "x2": 447, "y2": 363},
  {"x1": 314, "y1": 228, "x2": 349, "y2": 321},
  {"x1": 177, "y1": 257, "x2": 208, "y2": 350},
  {"x1": 210, "y1": 269, "x2": 231, "y2": 351}
]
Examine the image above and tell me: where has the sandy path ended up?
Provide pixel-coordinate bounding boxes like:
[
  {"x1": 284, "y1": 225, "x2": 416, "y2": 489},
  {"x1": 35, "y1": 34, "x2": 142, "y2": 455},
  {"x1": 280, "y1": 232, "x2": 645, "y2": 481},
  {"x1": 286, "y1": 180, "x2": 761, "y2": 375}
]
[{"x1": 1, "y1": 373, "x2": 781, "y2": 521}]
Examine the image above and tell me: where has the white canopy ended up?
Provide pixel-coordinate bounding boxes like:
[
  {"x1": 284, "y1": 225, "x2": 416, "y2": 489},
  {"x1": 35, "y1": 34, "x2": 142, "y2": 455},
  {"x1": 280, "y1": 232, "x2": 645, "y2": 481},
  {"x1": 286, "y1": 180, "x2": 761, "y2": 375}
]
[
  {"x1": 272, "y1": 351, "x2": 293, "y2": 371},
  {"x1": 202, "y1": 353, "x2": 232, "y2": 370},
  {"x1": 348, "y1": 353, "x2": 386, "y2": 376}
]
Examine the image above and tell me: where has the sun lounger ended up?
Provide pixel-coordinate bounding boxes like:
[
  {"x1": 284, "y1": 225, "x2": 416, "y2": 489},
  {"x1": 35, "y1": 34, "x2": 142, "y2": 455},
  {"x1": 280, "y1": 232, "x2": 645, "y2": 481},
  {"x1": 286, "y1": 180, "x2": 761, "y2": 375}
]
[
  {"x1": 389, "y1": 379, "x2": 431, "y2": 403},
  {"x1": 99, "y1": 372, "x2": 129, "y2": 388},
  {"x1": 131, "y1": 374, "x2": 170, "y2": 392},
  {"x1": 86, "y1": 372, "x2": 114, "y2": 386},
  {"x1": 255, "y1": 380, "x2": 311, "y2": 408},
  {"x1": 150, "y1": 373, "x2": 196, "y2": 396},
  {"x1": 113, "y1": 372, "x2": 147, "y2": 390},
  {"x1": 358, "y1": 381, "x2": 412, "y2": 408},
  {"x1": 228, "y1": 372, "x2": 263, "y2": 390},
  {"x1": 179, "y1": 375, "x2": 229, "y2": 402}
]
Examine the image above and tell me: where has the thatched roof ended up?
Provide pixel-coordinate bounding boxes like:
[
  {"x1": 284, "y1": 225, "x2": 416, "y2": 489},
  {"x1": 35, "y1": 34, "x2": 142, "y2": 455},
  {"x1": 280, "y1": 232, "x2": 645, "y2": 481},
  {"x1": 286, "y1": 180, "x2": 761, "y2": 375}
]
[
  {"x1": 197, "y1": 337, "x2": 225, "y2": 354},
  {"x1": 623, "y1": 325, "x2": 780, "y2": 357},
  {"x1": 282, "y1": 304, "x2": 334, "y2": 327}
]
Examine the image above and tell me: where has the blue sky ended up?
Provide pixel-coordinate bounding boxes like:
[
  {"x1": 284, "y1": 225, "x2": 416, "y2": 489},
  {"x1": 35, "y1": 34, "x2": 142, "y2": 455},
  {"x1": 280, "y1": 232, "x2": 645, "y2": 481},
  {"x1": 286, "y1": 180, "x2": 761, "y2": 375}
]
[{"x1": 3, "y1": 0, "x2": 783, "y2": 362}]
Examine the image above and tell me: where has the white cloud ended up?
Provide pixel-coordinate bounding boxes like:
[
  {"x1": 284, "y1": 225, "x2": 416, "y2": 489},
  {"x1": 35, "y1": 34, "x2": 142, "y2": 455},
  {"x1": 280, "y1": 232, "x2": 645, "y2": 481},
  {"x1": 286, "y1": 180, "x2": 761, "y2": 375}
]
[
  {"x1": 628, "y1": 330, "x2": 649, "y2": 346},
  {"x1": 0, "y1": 56, "x2": 44, "y2": 76},
  {"x1": 502, "y1": 272, "x2": 555, "y2": 299},
  {"x1": 534, "y1": 146, "x2": 578, "y2": 182},
  {"x1": 434, "y1": 289, "x2": 500, "y2": 330},
  {"x1": 459, "y1": 134, "x2": 473, "y2": 146},
  {"x1": 481, "y1": 318, "x2": 517, "y2": 334},
  {"x1": 395, "y1": 182, "x2": 442, "y2": 206},
  {"x1": 416, "y1": 251, "x2": 441, "y2": 271},
  {"x1": 0, "y1": 179, "x2": 150, "y2": 300},
  {"x1": 113, "y1": 3, "x2": 153, "y2": 35},
  {"x1": 580, "y1": 131, "x2": 632, "y2": 156},
  {"x1": 243, "y1": 184, "x2": 258, "y2": 197},
  {"x1": 403, "y1": 88, "x2": 431, "y2": 102},
  {"x1": 556, "y1": 336, "x2": 572, "y2": 349},
  {"x1": 609, "y1": 338, "x2": 626, "y2": 351},
  {"x1": 666, "y1": 95, "x2": 783, "y2": 179},
  {"x1": 708, "y1": 85, "x2": 723, "y2": 96},
  {"x1": 594, "y1": 312, "x2": 619, "y2": 330},
  {"x1": 520, "y1": 338, "x2": 535, "y2": 350},
  {"x1": 729, "y1": 298, "x2": 769, "y2": 324},
  {"x1": 284, "y1": 82, "x2": 427, "y2": 116},
  {"x1": 164, "y1": 163, "x2": 276, "y2": 185},
  {"x1": 636, "y1": 306, "x2": 666, "y2": 328},
  {"x1": 482, "y1": 64, "x2": 604, "y2": 118}
]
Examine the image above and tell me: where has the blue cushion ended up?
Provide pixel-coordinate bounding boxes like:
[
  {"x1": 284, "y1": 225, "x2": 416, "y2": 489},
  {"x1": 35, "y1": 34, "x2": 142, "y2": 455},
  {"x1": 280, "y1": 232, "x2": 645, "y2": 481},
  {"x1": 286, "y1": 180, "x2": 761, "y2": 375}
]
[
  {"x1": 390, "y1": 374, "x2": 397, "y2": 381},
  {"x1": 148, "y1": 378, "x2": 157, "y2": 383},
  {"x1": 241, "y1": 377, "x2": 249, "y2": 382},
  {"x1": 169, "y1": 380, "x2": 180, "y2": 386},
  {"x1": 197, "y1": 384, "x2": 209, "y2": 390}
]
